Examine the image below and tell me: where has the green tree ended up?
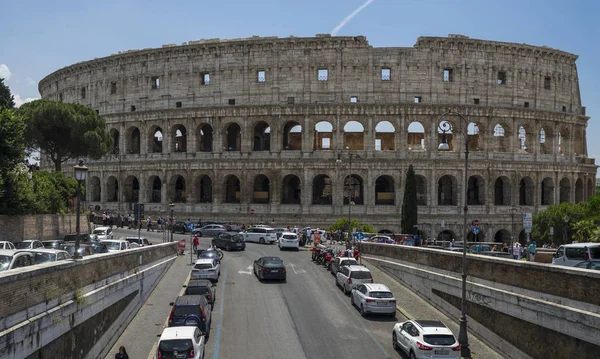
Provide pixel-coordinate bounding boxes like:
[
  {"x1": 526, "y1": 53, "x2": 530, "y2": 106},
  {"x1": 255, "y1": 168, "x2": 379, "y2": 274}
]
[
  {"x1": 18, "y1": 100, "x2": 111, "y2": 171},
  {"x1": 328, "y1": 218, "x2": 375, "y2": 234},
  {"x1": 0, "y1": 163, "x2": 36, "y2": 215},
  {"x1": 0, "y1": 108, "x2": 26, "y2": 172},
  {"x1": 0, "y1": 78, "x2": 15, "y2": 109},
  {"x1": 32, "y1": 171, "x2": 78, "y2": 214},
  {"x1": 532, "y1": 202, "x2": 587, "y2": 245},
  {"x1": 401, "y1": 165, "x2": 418, "y2": 234}
]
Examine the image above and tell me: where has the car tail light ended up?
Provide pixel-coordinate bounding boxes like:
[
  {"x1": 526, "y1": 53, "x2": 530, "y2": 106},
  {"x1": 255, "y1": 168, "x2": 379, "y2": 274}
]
[
  {"x1": 281, "y1": 267, "x2": 286, "y2": 272},
  {"x1": 168, "y1": 308, "x2": 174, "y2": 324},
  {"x1": 347, "y1": 278, "x2": 352, "y2": 284},
  {"x1": 157, "y1": 351, "x2": 163, "y2": 359},
  {"x1": 417, "y1": 342, "x2": 433, "y2": 351},
  {"x1": 366, "y1": 298, "x2": 375, "y2": 302},
  {"x1": 452, "y1": 344, "x2": 461, "y2": 351},
  {"x1": 206, "y1": 293, "x2": 212, "y2": 301},
  {"x1": 189, "y1": 348, "x2": 195, "y2": 358},
  {"x1": 370, "y1": 278, "x2": 373, "y2": 283},
  {"x1": 390, "y1": 299, "x2": 396, "y2": 304},
  {"x1": 261, "y1": 267, "x2": 269, "y2": 273},
  {"x1": 200, "y1": 307, "x2": 206, "y2": 323}
]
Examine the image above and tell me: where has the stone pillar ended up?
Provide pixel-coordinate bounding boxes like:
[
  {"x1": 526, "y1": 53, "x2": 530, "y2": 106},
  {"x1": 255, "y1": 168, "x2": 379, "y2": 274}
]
[
  {"x1": 334, "y1": 114, "x2": 343, "y2": 151},
  {"x1": 161, "y1": 174, "x2": 168, "y2": 205},
  {"x1": 429, "y1": 169, "x2": 437, "y2": 208},
  {"x1": 396, "y1": 115, "x2": 404, "y2": 152},
  {"x1": 303, "y1": 117, "x2": 312, "y2": 155},
  {"x1": 365, "y1": 116, "x2": 374, "y2": 157},
  {"x1": 100, "y1": 172, "x2": 107, "y2": 203},
  {"x1": 139, "y1": 175, "x2": 147, "y2": 204},
  {"x1": 187, "y1": 119, "x2": 196, "y2": 153},
  {"x1": 366, "y1": 169, "x2": 375, "y2": 215},
  {"x1": 162, "y1": 120, "x2": 171, "y2": 154},
  {"x1": 270, "y1": 120, "x2": 281, "y2": 153},
  {"x1": 270, "y1": 172, "x2": 280, "y2": 212},
  {"x1": 302, "y1": 169, "x2": 311, "y2": 214},
  {"x1": 241, "y1": 118, "x2": 251, "y2": 154}
]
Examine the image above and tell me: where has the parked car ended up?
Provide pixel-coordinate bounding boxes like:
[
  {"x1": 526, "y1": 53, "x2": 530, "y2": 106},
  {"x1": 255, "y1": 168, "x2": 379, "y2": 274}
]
[
  {"x1": 0, "y1": 241, "x2": 16, "y2": 250},
  {"x1": 278, "y1": 232, "x2": 299, "y2": 251},
  {"x1": 224, "y1": 224, "x2": 242, "y2": 232},
  {"x1": 191, "y1": 259, "x2": 221, "y2": 282},
  {"x1": 573, "y1": 260, "x2": 600, "y2": 270},
  {"x1": 63, "y1": 233, "x2": 98, "y2": 243},
  {"x1": 42, "y1": 240, "x2": 65, "y2": 250},
  {"x1": 274, "y1": 228, "x2": 287, "y2": 240},
  {"x1": 125, "y1": 237, "x2": 151, "y2": 247},
  {"x1": 14, "y1": 240, "x2": 44, "y2": 250},
  {"x1": 253, "y1": 256, "x2": 286, "y2": 281},
  {"x1": 171, "y1": 221, "x2": 191, "y2": 234},
  {"x1": 92, "y1": 226, "x2": 114, "y2": 241},
  {"x1": 168, "y1": 295, "x2": 212, "y2": 339},
  {"x1": 212, "y1": 232, "x2": 245, "y2": 251},
  {"x1": 242, "y1": 227, "x2": 277, "y2": 244},
  {"x1": 0, "y1": 249, "x2": 35, "y2": 271},
  {"x1": 198, "y1": 250, "x2": 222, "y2": 261},
  {"x1": 351, "y1": 283, "x2": 396, "y2": 317},
  {"x1": 20, "y1": 249, "x2": 71, "y2": 263},
  {"x1": 156, "y1": 326, "x2": 205, "y2": 359},
  {"x1": 90, "y1": 242, "x2": 109, "y2": 254},
  {"x1": 183, "y1": 280, "x2": 217, "y2": 308},
  {"x1": 61, "y1": 243, "x2": 95, "y2": 257},
  {"x1": 336, "y1": 265, "x2": 373, "y2": 294},
  {"x1": 392, "y1": 320, "x2": 461, "y2": 359},
  {"x1": 552, "y1": 243, "x2": 600, "y2": 267},
  {"x1": 368, "y1": 235, "x2": 394, "y2": 244},
  {"x1": 101, "y1": 239, "x2": 130, "y2": 252},
  {"x1": 330, "y1": 256, "x2": 359, "y2": 275},
  {"x1": 480, "y1": 251, "x2": 514, "y2": 259},
  {"x1": 468, "y1": 244, "x2": 492, "y2": 254},
  {"x1": 192, "y1": 224, "x2": 227, "y2": 238}
]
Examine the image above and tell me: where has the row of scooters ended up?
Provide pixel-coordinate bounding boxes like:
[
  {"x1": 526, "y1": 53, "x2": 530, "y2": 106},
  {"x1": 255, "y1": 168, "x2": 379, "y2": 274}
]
[{"x1": 310, "y1": 246, "x2": 352, "y2": 270}]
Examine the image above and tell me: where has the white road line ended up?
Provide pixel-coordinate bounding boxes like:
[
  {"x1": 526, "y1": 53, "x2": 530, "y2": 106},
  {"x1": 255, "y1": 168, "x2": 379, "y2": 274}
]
[
  {"x1": 238, "y1": 265, "x2": 253, "y2": 275},
  {"x1": 289, "y1": 263, "x2": 306, "y2": 274}
]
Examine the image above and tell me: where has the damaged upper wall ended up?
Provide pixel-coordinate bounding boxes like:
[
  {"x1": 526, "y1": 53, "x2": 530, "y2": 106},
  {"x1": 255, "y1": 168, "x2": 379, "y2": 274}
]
[{"x1": 38, "y1": 34, "x2": 584, "y2": 118}]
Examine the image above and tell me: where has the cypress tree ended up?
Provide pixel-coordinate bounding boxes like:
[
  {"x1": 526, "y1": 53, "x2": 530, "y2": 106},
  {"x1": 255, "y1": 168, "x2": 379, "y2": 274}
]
[{"x1": 401, "y1": 165, "x2": 418, "y2": 234}]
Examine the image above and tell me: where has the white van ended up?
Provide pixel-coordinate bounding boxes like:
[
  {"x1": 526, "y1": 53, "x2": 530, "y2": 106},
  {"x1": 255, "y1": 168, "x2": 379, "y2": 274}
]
[
  {"x1": 552, "y1": 243, "x2": 600, "y2": 267},
  {"x1": 242, "y1": 227, "x2": 277, "y2": 244}
]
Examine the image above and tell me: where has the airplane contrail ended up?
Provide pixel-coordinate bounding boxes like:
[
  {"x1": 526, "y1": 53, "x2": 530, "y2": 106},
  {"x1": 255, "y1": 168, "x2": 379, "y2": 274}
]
[{"x1": 331, "y1": 0, "x2": 376, "y2": 36}]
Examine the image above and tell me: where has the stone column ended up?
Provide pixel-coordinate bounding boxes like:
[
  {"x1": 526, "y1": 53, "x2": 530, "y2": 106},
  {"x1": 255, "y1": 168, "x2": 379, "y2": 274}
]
[
  {"x1": 302, "y1": 169, "x2": 311, "y2": 214},
  {"x1": 334, "y1": 114, "x2": 343, "y2": 151},
  {"x1": 396, "y1": 115, "x2": 404, "y2": 152},
  {"x1": 162, "y1": 120, "x2": 171, "y2": 154},
  {"x1": 365, "y1": 116, "x2": 374, "y2": 157},
  {"x1": 100, "y1": 172, "x2": 107, "y2": 203},
  {"x1": 161, "y1": 174, "x2": 168, "y2": 205},
  {"x1": 270, "y1": 120, "x2": 281, "y2": 153}
]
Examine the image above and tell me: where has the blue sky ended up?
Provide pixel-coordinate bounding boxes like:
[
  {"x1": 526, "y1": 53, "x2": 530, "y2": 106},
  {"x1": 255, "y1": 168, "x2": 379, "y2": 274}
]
[{"x1": 1, "y1": 0, "x2": 599, "y2": 159}]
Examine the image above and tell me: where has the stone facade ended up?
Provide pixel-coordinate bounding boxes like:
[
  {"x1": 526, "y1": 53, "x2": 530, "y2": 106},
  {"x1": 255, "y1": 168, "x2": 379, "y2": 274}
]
[{"x1": 38, "y1": 34, "x2": 597, "y2": 241}]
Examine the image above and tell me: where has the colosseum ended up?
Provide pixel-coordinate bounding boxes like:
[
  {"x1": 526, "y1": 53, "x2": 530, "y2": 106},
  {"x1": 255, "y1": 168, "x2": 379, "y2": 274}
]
[{"x1": 38, "y1": 33, "x2": 597, "y2": 243}]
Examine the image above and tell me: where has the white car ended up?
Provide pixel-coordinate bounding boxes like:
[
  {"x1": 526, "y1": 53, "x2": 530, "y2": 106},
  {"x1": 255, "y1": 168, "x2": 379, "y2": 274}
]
[
  {"x1": 191, "y1": 258, "x2": 221, "y2": 282},
  {"x1": 19, "y1": 248, "x2": 71, "y2": 263},
  {"x1": 101, "y1": 239, "x2": 130, "y2": 252},
  {"x1": 552, "y1": 243, "x2": 600, "y2": 267},
  {"x1": 156, "y1": 326, "x2": 205, "y2": 359},
  {"x1": 392, "y1": 320, "x2": 461, "y2": 359},
  {"x1": 335, "y1": 265, "x2": 373, "y2": 294},
  {"x1": 242, "y1": 227, "x2": 277, "y2": 244},
  {"x1": 14, "y1": 240, "x2": 45, "y2": 250},
  {"x1": 279, "y1": 232, "x2": 299, "y2": 250},
  {"x1": 93, "y1": 226, "x2": 114, "y2": 241},
  {"x1": 351, "y1": 283, "x2": 396, "y2": 317},
  {"x1": 0, "y1": 249, "x2": 35, "y2": 271},
  {"x1": 0, "y1": 241, "x2": 16, "y2": 250}
]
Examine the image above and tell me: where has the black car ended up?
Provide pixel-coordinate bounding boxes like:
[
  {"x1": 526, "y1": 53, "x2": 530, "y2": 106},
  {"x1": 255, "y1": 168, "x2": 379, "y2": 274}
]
[
  {"x1": 42, "y1": 240, "x2": 65, "y2": 249},
  {"x1": 171, "y1": 221, "x2": 191, "y2": 234},
  {"x1": 253, "y1": 256, "x2": 286, "y2": 281},
  {"x1": 63, "y1": 233, "x2": 98, "y2": 243},
  {"x1": 61, "y1": 243, "x2": 95, "y2": 257},
  {"x1": 183, "y1": 280, "x2": 216, "y2": 307},
  {"x1": 168, "y1": 295, "x2": 212, "y2": 338},
  {"x1": 90, "y1": 242, "x2": 109, "y2": 254},
  {"x1": 212, "y1": 232, "x2": 245, "y2": 251}
]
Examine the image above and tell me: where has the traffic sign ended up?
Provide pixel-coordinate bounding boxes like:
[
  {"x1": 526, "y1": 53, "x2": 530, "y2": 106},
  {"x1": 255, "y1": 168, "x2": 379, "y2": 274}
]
[
  {"x1": 250, "y1": 209, "x2": 255, "y2": 215},
  {"x1": 472, "y1": 227, "x2": 480, "y2": 234},
  {"x1": 472, "y1": 219, "x2": 480, "y2": 227},
  {"x1": 522, "y1": 212, "x2": 533, "y2": 234},
  {"x1": 549, "y1": 226, "x2": 554, "y2": 235},
  {"x1": 357, "y1": 232, "x2": 364, "y2": 240}
]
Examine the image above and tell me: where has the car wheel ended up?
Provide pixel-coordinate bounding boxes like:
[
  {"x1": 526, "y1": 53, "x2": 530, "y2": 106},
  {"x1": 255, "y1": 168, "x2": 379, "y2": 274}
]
[
  {"x1": 197, "y1": 232, "x2": 203, "y2": 237},
  {"x1": 343, "y1": 284, "x2": 349, "y2": 294},
  {"x1": 392, "y1": 332, "x2": 399, "y2": 350},
  {"x1": 279, "y1": 246, "x2": 282, "y2": 251},
  {"x1": 409, "y1": 350, "x2": 417, "y2": 359},
  {"x1": 350, "y1": 295, "x2": 354, "y2": 307},
  {"x1": 259, "y1": 238, "x2": 265, "y2": 244},
  {"x1": 360, "y1": 304, "x2": 366, "y2": 317},
  {"x1": 225, "y1": 244, "x2": 231, "y2": 251}
]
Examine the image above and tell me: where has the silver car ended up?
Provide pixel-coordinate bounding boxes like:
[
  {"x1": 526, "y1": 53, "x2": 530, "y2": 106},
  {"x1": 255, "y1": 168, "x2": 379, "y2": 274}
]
[{"x1": 192, "y1": 224, "x2": 227, "y2": 238}]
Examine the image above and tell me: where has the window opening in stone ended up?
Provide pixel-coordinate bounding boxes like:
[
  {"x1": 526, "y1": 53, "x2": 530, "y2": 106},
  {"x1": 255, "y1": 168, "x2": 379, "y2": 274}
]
[
  {"x1": 544, "y1": 76, "x2": 551, "y2": 90},
  {"x1": 415, "y1": 175, "x2": 427, "y2": 205},
  {"x1": 171, "y1": 176, "x2": 186, "y2": 203},
  {"x1": 253, "y1": 122, "x2": 271, "y2": 151},
  {"x1": 407, "y1": 122, "x2": 425, "y2": 150},
  {"x1": 197, "y1": 175, "x2": 213, "y2": 203},
  {"x1": 131, "y1": 105, "x2": 136, "y2": 112},
  {"x1": 174, "y1": 126, "x2": 187, "y2": 152},
  {"x1": 110, "y1": 129, "x2": 120, "y2": 155},
  {"x1": 539, "y1": 128, "x2": 546, "y2": 144},
  {"x1": 59, "y1": 93, "x2": 63, "y2": 102},
  {"x1": 224, "y1": 123, "x2": 241, "y2": 151},
  {"x1": 312, "y1": 175, "x2": 332, "y2": 205},
  {"x1": 575, "y1": 178, "x2": 584, "y2": 203},
  {"x1": 541, "y1": 177, "x2": 554, "y2": 206},
  {"x1": 224, "y1": 176, "x2": 241, "y2": 203},
  {"x1": 493, "y1": 124, "x2": 507, "y2": 152},
  {"x1": 343, "y1": 121, "x2": 365, "y2": 150},
  {"x1": 519, "y1": 177, "x2": 534, "y2": 205},
  {"x1": 559, "y1": 178, "x2": 570, "y2": 203},
  {"x1": 151, "y1": 128, "x2": 163, "y2": 153},
  {"x1": 562, "y1": 106, "x2": 566, "y2": 112},
  {"x1": 467, "y1": 176, "x2": 484, "y2": 205},
  {"x1": 107, "y1": 176, "x2": 118, "y2": 202},
  {"x1": 253, "y1": 175, "x2": 270, "y2": 203},
  {"x1": 125, "y1": 176, "x2": 140, "y2": 203},
  {"x1": 198, "y1": 124, "x2": 213, "y2": 152},
  {"x1": 318, "y1": 69, "x2": 328, "y2": 81},
  {"x1": 375, "y1": 121, "x2": 395, "y2": 151},
  {"x1": 149, "y1": 176, "x2": 162, "y2": 203},
  {"x1": 96, "y1": 109, "x2": 100, "y2": 114},
  {"x1": 443, "y1": 69, "x2": 453, "y2": 82},
  {"x1": 467, "y1": 123, "x2": 481, "y2": 151},
  {"x1": 281, "y1": 175, "x2": 301, "y2": 204},
  {"x1": 381, "y1": 68, "x2": 391, "y2": 81},
  {"x1": 283, "y1": 121, "x2": 302, "y2": 150},
  {"x1": 344, "y1": 175, "x2": 364, "y2": 205},
  {"x1": 438, "y1": 175, "x2": 457, "y2": 206},
  {"x1": 152, "y1": 76, "x2": 160, "y2": 89},
  {"x1": 202, "y1": 73, "x2": 210, "y2": 85},
  {"x1": 524, "y1": 102, "x2": 529, "y2": 108},
  {"x1": 81, "y1": 87, "x2": 86, "y2": 99},
  {"x1": 494, "y1": 176, "x2": 511, "y2": 206},
  {"x1": 314, "y1": 121, "x2": 333, "y2": 150},
  {"x1": 287, "y1": 97, "x2": 295, "y2": 105},
  {"x1": 473, "y1": 98, "x2": 479, "y2": 105},
  {"x1": 350, "y1": 96, "x2": 358, "y2": 103},
  {"x1": 375, "y1": 176, "x2": 394, "y2": 205},
  {"x1": 228, "y1": 99, "x2": 235, "y2": 105},
  {"x1": 128, "y1": 127, "x2": 141, "y2": 154},
  {"x1": 111, "y1": 82, "x2": 117, "y2": 94},
  {"x1": 497, "y1": 71, "x2": 506, "y2": 85},
  {"x1": 90, "y1": 177, "x2": 101, "y2": 202},
  {"x1": 414, "y1": 96, "x2": 422, "y2": 103},
  {"x1": 176, "y1": 101, "x2": 182, "y2": 108},
  {"x1": 257, "y1": 70, "x2": 266, "y2": 83}
]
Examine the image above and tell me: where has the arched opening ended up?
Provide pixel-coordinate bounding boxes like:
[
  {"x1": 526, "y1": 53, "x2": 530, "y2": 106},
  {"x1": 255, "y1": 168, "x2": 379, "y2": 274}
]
[
  {"x1": 344, "y1": 174, "x2": 364, "y2": 205},
  {"x1": 494, "y1": 229, "x2": 511, "y2": 243},
  {"x1": 148, "y1": 176, "x2": 162, "y2": 203},
  {"x1": 253, "y1": 122, "x2": 271, "y2": 151},
  {"x1": 407, "y1": 122, "x2": 425, "y2": 150},
  {"x1": 124, "y1": 176, "x2": 139, "y2": 203},
  {"x1": 343, "y1": 121, "x2": 365, "y2": 150},
  {"x1": 494, "y1": 176, "x2": 511, "y2": 205},
  {"x1": 283, "y1": 122, "x2": 302, "y2": 150},
  {"x1": 519, "y1": 229, "x2": 527, "y2": 246},
  {"x1": 587, "y1": 179, "x2": 594, "y2": 199},
  {"x1": 170, "y1": 175, "x2": 186, "y2": 203},
  {"x1": 312, "y1": 174, "x2": 332, "y2": 204},
  {"x1": 437, "y1": 230, "x2": 457, "y2": 243},
  {"x1": 438, "y1": 175, "x2": 457, "y2": 206},
  {"x1": 467, "y1": 176, "x2": 485, "y2": 205},
  {"x1": 375, "y1": 175, "x2": 395, "y2": 205},
  {"x1": 197, "y1": 124, "x2": 213, "y2": 152},
  {"x1": 467, "y1": 122, "x2": 482, "y2": 151},
  {"x1": 281, "y1": 175, "x2": 301, "y2": 204},
  {"x1": 196, "y1": 175, "x2": 213, "y2": 203},
  {"x1": 415, "y1": 175, "x2": 427, "y2": 206},
  {"x1": 541, "y1": 177, "x2": 554, "y2": 206},
  {"x1": 223, "y1": 123, "x2": 241, "y2": 151},
  {"x1": 375, "y1": 121, "x2": 395, "y2": 151},
  {"x1": 127, "y1": 127, "x2": 141, "y2": 154},
  {"x1": 110, "y1": 129, "x2": 120, "y2": 155},
  {"x1": 437, "y1": 120, "x2": 455, "y2": 151},
  {"x1": 575, "y1": 178, "x2": 584, "y2": 203},
  {"x1": 493, "y1": 124, "x2": 508, "y2": 152},
  {"x1": 253, "y1": 174, "x2": 270, "y2": 203},
  {"x1": 90, "y1": 176, "x2": 101, "y2": 202},
  {"x1": 559, "y1": 178, "x2": 571, "y2": 203},
  {"x1": 574, "y1": 129, "x2": 585, "y2": 155},
  {"x1": 149, "y1": 126, "x2": 164, "y2": 153},
  {"x1": 224, "y1": 175, "x2": 241, "y2": 203},
  {"x1": 519, "y1": 177, "x2": 535, "y2": 206},
  {"x1": 314, "y1": 121, "x2": 333, "y2": 150},
  {"x1": 518, "y1": 125, "x2": 533, "y2": 153},
  {"x1": 539, "y1": 127, "x2": 551, "y2": 155},
  {"x1": 558, "y1": 128, "x2": 569, "y2": 155},
  {"x1": 172, "y1": 125, "x2": 187, "y2": 152},
  {"x1": 106, "y1": 176, "x2": 118, "y2": 202}
]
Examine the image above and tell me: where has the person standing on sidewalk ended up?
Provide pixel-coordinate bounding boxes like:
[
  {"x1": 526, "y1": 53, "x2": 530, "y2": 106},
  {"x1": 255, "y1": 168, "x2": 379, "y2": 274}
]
[
  {"x1": 115, "y1": 346, "x2": 129, "y2": 359},
  {"x1": 528, "y1": 241, "x2": 537, "y2": 262},
  {"x1": 193, "y1": 235, "x2": 199, "y2": 254}
]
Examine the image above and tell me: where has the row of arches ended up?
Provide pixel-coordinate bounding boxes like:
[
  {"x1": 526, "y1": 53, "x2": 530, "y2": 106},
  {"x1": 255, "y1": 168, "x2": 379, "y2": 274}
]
[
  {"x1": 89, "y1": 173, "x2": 593, "y2": 206},
  {"x1": 108, "y1": 119, "x2": 584, "y2": 155}
]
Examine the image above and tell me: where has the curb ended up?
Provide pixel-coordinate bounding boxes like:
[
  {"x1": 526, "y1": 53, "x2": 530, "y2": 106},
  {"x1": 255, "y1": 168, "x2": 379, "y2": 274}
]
[{"x1": 361, "y1": 257, "x2": 413, "y2": 320}]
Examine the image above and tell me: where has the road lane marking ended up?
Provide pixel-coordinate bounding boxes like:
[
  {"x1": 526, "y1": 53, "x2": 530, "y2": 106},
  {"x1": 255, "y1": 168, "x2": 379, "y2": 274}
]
[
  {"x1": 213, "y1": 258, "x2": 228, "y2": 359},
  {"x1": 238, "y1": 265, "x2": 253, "y2": 275},
  {"x1": 289, "y1": 263, "x2": 306, "y2": 274}
]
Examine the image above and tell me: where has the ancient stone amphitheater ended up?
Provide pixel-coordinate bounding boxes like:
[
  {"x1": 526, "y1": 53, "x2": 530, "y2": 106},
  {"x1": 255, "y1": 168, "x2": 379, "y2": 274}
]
[{"x1": 39, "y1": 34, "x2": 596, "y2": 242}]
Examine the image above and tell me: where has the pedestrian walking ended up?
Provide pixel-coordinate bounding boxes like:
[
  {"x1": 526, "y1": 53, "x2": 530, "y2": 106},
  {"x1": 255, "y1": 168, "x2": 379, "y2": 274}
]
[
  {"x1": 528, "y1": 241, "x2": 537, "y2": 262},
  {"x1": 193, "y1": 236, "x2": 199, "y2": 254},
  {"x1": 115, "y1": 346, "x2": 129, "y2": 359}
]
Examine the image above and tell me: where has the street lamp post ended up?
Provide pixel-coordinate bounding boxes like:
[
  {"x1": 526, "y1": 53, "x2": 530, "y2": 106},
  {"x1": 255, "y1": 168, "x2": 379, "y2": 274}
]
[
  {"x1": 437, "y1": 111, "x2": 471, "y2": 359},
  {"x1": 169, "y1": 203, "x2": 175, "y2": 242},
  {"x1": 74, "y1": 160, "x2": 88, "y2": 260}
]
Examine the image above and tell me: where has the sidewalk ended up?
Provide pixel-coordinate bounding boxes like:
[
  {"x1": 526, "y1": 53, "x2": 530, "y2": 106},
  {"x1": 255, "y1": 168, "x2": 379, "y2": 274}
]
[
  {"x1": 363, "y1": 258, "x2": 504, "y2": 359},
  {"x1": 105, "y1": 253, "x2": 192, "y2": 359}
]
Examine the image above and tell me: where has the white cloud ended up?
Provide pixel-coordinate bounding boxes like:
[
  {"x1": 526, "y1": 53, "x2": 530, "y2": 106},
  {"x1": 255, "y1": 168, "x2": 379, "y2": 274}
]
[
  {"x1": 26, "y1": 77, "x2": 36, "y2": 86},
  {"x1": 13, "y1": 93, "x2": 39, "y2": 107},
  {"x1": 0, "y1": 64, "x2": 12, "y2": 80}
]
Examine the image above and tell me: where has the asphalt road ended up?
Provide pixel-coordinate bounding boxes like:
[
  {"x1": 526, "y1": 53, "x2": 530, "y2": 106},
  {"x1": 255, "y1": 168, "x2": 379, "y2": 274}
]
[{"x1": 113, "y1": 228, "x2": 403, "y2": 359}]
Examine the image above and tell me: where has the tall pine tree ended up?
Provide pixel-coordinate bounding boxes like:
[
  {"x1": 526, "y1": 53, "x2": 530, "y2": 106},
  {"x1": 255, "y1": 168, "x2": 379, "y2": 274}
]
[
  {"x1": 0, "y1": 78, "x2": 15, "y2": 109},
  {"x1": 401, "y1": 165, "x2": 418, "y2": 234}
]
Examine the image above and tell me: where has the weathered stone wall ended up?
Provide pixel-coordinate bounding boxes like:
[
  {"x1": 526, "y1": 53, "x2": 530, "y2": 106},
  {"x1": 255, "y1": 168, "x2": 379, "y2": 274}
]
[{"x1": 0, "y1": 214, "x2": 90, "y2": 242}]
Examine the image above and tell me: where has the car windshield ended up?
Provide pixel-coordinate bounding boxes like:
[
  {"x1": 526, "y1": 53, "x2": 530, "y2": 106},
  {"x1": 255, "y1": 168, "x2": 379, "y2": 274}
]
[
  {"x1": 341, "y1": 259, "x2": 358, "y2": 266},
  {"x1": 263, "y1": 260, "x2": 283, "y2": 268},
  {"x1": 590, "y1": 246, "x2": 600, "y2": 259},
  {"x1": 159, "y1": 339, "x2": 193, "y2": 352},
  {"x1": 194, "y1": 263, "x2": 213, "y2": 270},
  {"x1": 0, "y1": 255, "x2": 12, "y2": 271},
  {"x1": 423, "y1": 334, "x2": 456, "y2": 346},
  {"x1": 173, "y1": 306, "x2": 200, "y2": 316},
  {"x1": 350, "y1": 271, "x2": 372, "y2": 279},
  {"x1": 282, "y1": 235, "x2": 297, "y2": 240},
  {"x1": 91, "y1": 245, "x2": 106, "y2": 253},
  {"x1": 186, "y1": 287, "x2": 210, "y2": 295},
  {"x1": 43, "y1": 242, "x2": 57, "y2": 248},
  {"x1": 369, "y1": 291, "x2": 393, "y2": 298},
  {"x1": 14, "y1": 242, "x2": 31, "y2": 249},
  {"x1": 93, "y1": 229, "x2": 107, "y2": 235},
  {"x1": 232, "y1": 235, "x2": 244, "y2": 242},
  {"x1": 266, "y1": 229, "x2": 275, "y2": 234},
  {"x1": 33, "y1": 253, "x2": 55, "y2": 263},
  {"x1": 200, "y1": 251, "x2": 218, "y2": 258},
  {"x1": 105, "y1": 242, "x2": 121, "y2": 250}
]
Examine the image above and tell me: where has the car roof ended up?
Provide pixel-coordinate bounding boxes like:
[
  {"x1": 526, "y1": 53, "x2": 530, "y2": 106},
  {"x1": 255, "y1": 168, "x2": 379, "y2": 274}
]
[
  {"x1": 174, "y1": 295, "x2": 207, "y2": 305},
  {"x1": 412, "y1": 320, "x2": 453, "y2": 334},
  {"x1": 101, "y1": 239, "x2": 127, "y2": 243},
  {"x1": 94, "y1": 226, "x2": 111, "y2": 230},
  {"x1": 0, "y1": 249, "x2": 17, "y2": 255},
  {"x1": 42, "y1": 239, "x2": 63, "y2": 242},
  {"x1": 259, "y1": 256, "x2": 283, "y2": 261},
  {"x1": 21, "y1": 240, "x2": 39, "y2": 243},
  {"x1": 340, "y1": 257, "x2": 358, "y2": 261},
  {"x1": 19, "y1": 249, "x2": 67, "y2": 254},
  {"x1": 195, "y1": 258, "x2": 215, "y2": 264},
  {"x1": 188, "y1": 279, "x2": 213, "y2": 287},
  {"x1": 281, "y1": 232, "x2": 297, "y2": 235},
  {"x1": 364, "y1": 283, "x2": 391, "y2": 292},
  {"x1": 559, "y1": 243, "x2": 600, "y2": 248},
  {"x1": 125, "y1": 237, "x2": 147, "y2": 240},
  {"x1": 346, "y1": 265, "x2": 369, "y2": 271},
  {"x1": 160, "y1": 326, "x2": 197, "y2": 340}
]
